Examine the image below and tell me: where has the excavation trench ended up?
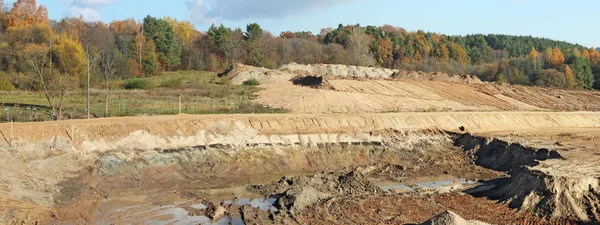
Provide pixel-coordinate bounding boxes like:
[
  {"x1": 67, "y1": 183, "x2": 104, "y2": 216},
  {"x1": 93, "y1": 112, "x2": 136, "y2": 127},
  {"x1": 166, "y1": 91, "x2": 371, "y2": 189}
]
[{"x1": 0, "y1": 128, "x2": 592, "y2": 224}]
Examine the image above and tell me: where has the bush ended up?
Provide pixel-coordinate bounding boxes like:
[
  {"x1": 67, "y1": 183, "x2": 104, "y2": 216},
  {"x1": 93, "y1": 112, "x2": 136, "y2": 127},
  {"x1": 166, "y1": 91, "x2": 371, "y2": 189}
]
[
  {"x1": 0, "y1": 73, "x2": 15, "y2": 91},
  {"x1": 243, "y1": 78, "x2": 260, "y2": 86},
  {"x1": 123, "y1": 78, "x2": 156, "y2": 90},
  {"x1": 160, "y1": 78, "x2": 182, "y2": 88},
  {"x1": 216, "y1": 76, "x2": 231, "y2": 85}
]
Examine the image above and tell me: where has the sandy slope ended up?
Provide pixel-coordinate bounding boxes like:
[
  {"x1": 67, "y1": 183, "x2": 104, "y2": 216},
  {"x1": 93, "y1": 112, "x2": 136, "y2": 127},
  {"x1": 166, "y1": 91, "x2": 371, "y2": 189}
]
[
  {"x1": 255, "y1": 79, "x2": 600, "y2": 113},
  {"x1": 2, "y1": 111, "x2": 600, "y2": 147}
]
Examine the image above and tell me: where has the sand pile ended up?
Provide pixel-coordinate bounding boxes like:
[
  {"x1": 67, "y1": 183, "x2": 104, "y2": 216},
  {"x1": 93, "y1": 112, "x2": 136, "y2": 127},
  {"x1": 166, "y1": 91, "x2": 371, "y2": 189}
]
[
  {"x1": 222, "y1": 63, "x2": 484, "y2": 86},
  {"x1": 393, "y1": 70, "x2": 483, "y2": 84},
  {"x1": 220, "y1": 64, "x2": 297, "y2": 85},
  {"x1": 279, "y1": 63, "x2": 397, "y2": 78}
]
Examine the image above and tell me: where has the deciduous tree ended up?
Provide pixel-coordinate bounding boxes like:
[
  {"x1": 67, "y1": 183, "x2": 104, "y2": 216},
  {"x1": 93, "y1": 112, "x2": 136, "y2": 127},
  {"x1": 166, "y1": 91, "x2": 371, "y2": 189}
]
[{"x1": 346, "y1": 26, "x2": 375, "y2": 66}]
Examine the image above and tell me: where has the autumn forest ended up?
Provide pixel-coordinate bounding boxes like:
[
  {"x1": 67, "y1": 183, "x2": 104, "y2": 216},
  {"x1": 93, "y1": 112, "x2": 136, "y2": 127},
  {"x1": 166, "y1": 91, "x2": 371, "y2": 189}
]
[{"x1": 1, "y1": 0, "x2": 599, "y2": 97}]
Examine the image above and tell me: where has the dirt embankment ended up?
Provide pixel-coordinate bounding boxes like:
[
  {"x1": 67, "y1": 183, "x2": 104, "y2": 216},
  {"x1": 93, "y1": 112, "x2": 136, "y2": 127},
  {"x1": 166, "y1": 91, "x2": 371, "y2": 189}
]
[
  {"x1": 392, "y1": 70, "x2": 483, "y2": 84},
  {"x1": 456, "y1": 133, "x2": 600, "y2": 223},
  {"x1": 1, "y1": 112, "x2": 600, "y2": 224},
  {"x1": 216, "y1": 63, "x2": 600, "y2": 114},
  {"x1": 222, "y1": 63, "x2": 483, "y2": 85}
]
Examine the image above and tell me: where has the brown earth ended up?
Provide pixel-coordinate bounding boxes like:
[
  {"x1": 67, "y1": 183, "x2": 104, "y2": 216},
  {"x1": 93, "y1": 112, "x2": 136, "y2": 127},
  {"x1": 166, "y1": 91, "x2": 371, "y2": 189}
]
[
  {"x1": 1, "y1": 112, "x2": 600, "y2": 224},
  {"x1": 3, "y1": 63, "x2": 600, "y2": 224},
  {"x1": 221, "y1": 63, "x2": 600, "y2": 113}
]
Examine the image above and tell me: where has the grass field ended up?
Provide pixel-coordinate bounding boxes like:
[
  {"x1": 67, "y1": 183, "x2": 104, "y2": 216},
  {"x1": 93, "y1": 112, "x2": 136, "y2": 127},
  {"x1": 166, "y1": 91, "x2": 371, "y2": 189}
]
[{"x1": 0, "y1": 71, "x2": 287, "y2": 122}]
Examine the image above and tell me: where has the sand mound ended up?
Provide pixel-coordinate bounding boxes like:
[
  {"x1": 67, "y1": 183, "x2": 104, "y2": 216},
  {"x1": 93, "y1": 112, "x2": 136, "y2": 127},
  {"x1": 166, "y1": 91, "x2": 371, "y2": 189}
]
[
  {"x1": 220, "y1": 64, "x2": 297, "y2": 85},
  {"x1": 421, "y1": 211, "x2": 489, "y2": 225},
  {"x1": 279, "y1": 63, "x2": 397, "y2": 78},
  {"x1": 393, "y1": 71, "x2": 483, "y2": 84},
  {"x1": 484, "y1": 161, "x2": 600, "y2": 222}
]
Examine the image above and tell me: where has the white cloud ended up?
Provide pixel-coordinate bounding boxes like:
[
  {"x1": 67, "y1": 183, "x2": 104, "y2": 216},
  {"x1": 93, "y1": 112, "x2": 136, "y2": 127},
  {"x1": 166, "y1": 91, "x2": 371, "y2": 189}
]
[
  {"x1": 59, "y1": 0, "x2": 116, "y2": 21},
  {"x1": 186, "y1": 0, "x2": 354, "y2": 24},
  {"x1": 69, "y1": 6, "x2": 102, "y2": 21}
]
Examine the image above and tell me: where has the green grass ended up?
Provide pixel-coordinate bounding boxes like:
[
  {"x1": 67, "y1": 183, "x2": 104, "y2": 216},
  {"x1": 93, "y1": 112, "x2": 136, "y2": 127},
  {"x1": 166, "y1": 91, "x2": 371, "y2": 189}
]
[{"x1": 0, "y1": 71, "x2": 287, "y2": 122}]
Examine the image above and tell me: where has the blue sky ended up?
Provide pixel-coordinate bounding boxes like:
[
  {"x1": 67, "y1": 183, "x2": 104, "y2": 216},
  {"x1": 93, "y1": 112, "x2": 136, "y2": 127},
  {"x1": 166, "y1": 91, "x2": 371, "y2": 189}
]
[{"x1": 11, "y1": 0, "x2": 599, "y2": 47}]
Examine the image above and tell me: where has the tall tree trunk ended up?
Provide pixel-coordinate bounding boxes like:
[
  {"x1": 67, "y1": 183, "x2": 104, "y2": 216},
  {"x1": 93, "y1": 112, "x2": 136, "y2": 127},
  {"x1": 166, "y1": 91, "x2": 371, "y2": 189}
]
[
  {"x1": 58, "y1": 89, "x2": 65, "y2": 120},
  {"x1": 87, "y1": 62, "x2": 91, "y2": 119},
  {"x1": 104, "y1": 78, "x2": 109, "y2": 117}
]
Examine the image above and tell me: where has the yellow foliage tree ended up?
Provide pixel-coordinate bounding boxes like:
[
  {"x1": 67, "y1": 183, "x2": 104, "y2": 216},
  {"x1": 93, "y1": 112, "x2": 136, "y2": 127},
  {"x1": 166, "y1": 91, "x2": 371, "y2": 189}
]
[
  {"x1": 450, "y1": 42, "x2": 468, "y2": 64},
  {"x1": 52, "y1": 35, "x2": 86, "y2": 77},
  {"x1": 549, "y1": 47, "x2": 565, "y2": 67},
  {"x1": 51, "y1": 35, "x2": 85, "y2": 119},
  {"x1": 164, "y1": 17, "x2": 195, "y2": 50},
  {"x1": 565, "y1": 65, "x2": 576, "y2": 88},
  {"x1": 588, "y1": 48, "x2": 600, "y2": 66},
  {"x1": 376, "y1": 38, "x2": 393, "y2": 65},
  {"x1": 582, "y1": 49, "x2": 591, "y2": 59},
  {"x1": 529, "y1": 47, "x2": 538, "y2": 60},
  {"x1": 8, "y1": 0, "x2": 48, "y2": 27}
]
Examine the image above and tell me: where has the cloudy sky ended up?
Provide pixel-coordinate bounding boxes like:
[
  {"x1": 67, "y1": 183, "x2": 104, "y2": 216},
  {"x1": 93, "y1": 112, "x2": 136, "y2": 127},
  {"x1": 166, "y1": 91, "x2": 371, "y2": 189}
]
[{"x1": 10, "y1": 0, "x2": 600, "y2": 47}]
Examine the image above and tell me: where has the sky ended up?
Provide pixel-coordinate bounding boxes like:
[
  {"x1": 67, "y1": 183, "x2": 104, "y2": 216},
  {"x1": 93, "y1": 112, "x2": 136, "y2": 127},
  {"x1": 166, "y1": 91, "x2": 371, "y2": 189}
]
[{"x1": 9, "y1": 0, "x2": 600, "y2": 47}]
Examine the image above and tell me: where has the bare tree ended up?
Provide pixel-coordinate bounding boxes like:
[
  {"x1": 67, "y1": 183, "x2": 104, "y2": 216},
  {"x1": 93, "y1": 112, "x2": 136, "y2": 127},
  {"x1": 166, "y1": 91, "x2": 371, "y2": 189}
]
[
  {"x1": 100, "y1": 48, "x2": 121, "y2": 117},
  {"x1": 83, "y1": 45, "x2": 100, "y2": 119},
  {"x1": 23, "y1": 43, "x2": 54, "y2": 113},
  {"x1": 79, "y1": 22, "x2": 112, "y2": 119},
  {"x1": 221, "y1": 29, "x2": 245, "y2": 65},
  {"x1": 346, "y1": 27, "x2": 375, "y2": 67}
]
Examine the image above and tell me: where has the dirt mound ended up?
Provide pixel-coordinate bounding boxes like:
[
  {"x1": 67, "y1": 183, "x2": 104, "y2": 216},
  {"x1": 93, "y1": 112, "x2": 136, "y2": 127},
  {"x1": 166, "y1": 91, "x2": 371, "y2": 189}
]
[
  {"x1": 249, "y1": 169, "x2": 381, "y2": 214},
  {"x1": 457, "y1": 133, "x2": 600, "y2": 222},
  {"x1": 291, "y1": 75, "x2": 333, "y2": 89},
  {"x1": 454, "y1": 133, "x2": 562, "y2": 172},
  {"x1": 393, "y1": 70, "x2": 484, "y2": 84},
  {"x1": 280, "y1": 63, "x2": 397, "y2": 78},
  {"x1": 479, "y1": 161, "x2": 600, "y2": 222},
  {"x1": 421, "y1": 211, "x2": 489, "y2": 225},
  {"x1": 220, "y1": 64, "x2": 297, "y2": 85}
]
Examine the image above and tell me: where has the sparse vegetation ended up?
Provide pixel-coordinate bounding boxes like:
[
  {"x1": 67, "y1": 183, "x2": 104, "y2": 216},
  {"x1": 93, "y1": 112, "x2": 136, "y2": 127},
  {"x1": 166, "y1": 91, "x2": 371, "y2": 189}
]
[
  {"x1": 124, "y1": 79, "x2": 156, "y2": 90},
  {"x1": 159, "y1": 78, "x2": 183, "y2": 88},
  {"x1": 243, "y1": 78, "x2": 260, "y2": 86},
  {"x1": 0, "y1": 73, "x2": 15, "y2": 91}
]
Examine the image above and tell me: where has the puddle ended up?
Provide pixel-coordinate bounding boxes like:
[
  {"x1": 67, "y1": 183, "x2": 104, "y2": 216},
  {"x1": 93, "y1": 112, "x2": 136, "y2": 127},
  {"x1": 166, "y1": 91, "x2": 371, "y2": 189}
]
[
  {"x1": 214, "y1": 218, "x2": 244, "y2": 225},
  {"x1": 191, "y1": 203, "x2": 207, "y2": 210},
  {"x1": 236, "y1": 197, "x2": 278, "y2": 211},
  {"x1": 417, "y1": 179, "x2": 477, "y2": 189},
  {"x1": 378, "y1": 179, "x2": 478, "y2": 192},
  {"x1": 147, "y1": 207, "x2": 211, "y2": 225},
  {"x1": 380, "y1": 184, "x2": 414, "y2": 192}
]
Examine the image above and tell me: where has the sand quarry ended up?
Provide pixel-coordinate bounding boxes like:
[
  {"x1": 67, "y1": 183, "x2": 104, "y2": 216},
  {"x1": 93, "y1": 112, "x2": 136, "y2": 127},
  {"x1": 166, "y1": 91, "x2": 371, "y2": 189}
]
[{"x1": 2, "y1": 63, "x2": 600, "y2": 224}]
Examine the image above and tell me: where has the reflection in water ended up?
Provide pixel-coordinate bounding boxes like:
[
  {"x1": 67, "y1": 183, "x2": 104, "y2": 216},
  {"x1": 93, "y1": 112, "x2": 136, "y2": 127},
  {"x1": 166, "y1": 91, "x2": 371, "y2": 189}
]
[
  {"x1": 146, "y1": 207, "x2": 211, "y2": 225},
  {"x1": 379, "y1": 179, "x2": 478, "y2": 192}
]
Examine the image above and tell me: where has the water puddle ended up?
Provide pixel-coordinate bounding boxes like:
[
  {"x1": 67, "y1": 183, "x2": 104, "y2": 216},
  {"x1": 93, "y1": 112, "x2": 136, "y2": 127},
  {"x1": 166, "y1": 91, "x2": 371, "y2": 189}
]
[
  {"x1": 113, "y1": 197, "x2": 278, "y2": 225},
  {"x1": 379, "y1": 179, "x2": 478, "y2": 192},
  {"x1": 232, "y1": 197, "x2": 278, "y2": 212},
  {"x1": 146, "y1": 207, "x2": 211, "y2": 225}
]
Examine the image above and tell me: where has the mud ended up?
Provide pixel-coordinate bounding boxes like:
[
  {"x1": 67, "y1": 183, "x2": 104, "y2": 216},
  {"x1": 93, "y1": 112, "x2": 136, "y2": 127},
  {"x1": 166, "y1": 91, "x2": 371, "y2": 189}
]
[{"x1": 1, "y1": 113, "x2": 600, "y2": 224}]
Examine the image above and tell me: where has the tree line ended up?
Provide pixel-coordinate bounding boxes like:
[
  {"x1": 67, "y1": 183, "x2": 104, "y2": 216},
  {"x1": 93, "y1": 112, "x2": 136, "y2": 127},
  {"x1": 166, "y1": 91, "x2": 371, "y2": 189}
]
[{"x1": 1, "y1": 0, "x2": 599, "y2": 118}]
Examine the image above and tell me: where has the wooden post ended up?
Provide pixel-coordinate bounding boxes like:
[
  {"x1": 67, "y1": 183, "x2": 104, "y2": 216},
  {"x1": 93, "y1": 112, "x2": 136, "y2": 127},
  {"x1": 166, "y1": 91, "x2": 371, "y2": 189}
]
[
  {"x1": 10, "y1": 120, "x2": 13, "y2": 146},
  {"x1": 178, "y1": 95, "x2": 182, "y2": 114}
]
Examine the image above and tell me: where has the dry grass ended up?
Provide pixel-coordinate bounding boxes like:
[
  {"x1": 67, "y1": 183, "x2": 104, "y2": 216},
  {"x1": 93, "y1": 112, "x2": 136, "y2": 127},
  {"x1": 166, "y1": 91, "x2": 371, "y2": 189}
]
[{"x1": 0, "y1": 71, "x2": 287, "y2": 122}]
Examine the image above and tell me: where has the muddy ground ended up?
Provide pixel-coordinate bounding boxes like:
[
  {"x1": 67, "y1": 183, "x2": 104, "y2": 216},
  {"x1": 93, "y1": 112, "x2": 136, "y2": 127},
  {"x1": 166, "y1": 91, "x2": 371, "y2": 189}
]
[{"x1": 3, "y1": 129, "x2": 591, "y2": 225}]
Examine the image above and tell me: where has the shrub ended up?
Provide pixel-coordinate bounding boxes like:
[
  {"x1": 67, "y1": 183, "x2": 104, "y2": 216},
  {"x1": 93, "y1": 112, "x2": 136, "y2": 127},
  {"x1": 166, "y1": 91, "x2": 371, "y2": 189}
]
[
  {"x1": 243, "y1": 78, "x2": 260, "y2": 86},
  {"x1": 216, "y1": 76, "x2": 231, "y2": 85},
  {"x1": 160, "y1": 78, "x2": 182, "y2": 88},
  {"x1": 123, "y1": 78, "x2": 156, "y2": 90},
  {"x1": 0, "y1": 72, "x2": 15, "y2": 91}
]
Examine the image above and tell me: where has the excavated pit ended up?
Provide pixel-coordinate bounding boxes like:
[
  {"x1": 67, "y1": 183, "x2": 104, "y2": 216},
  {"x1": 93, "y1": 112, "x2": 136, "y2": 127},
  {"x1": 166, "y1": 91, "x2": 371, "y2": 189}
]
[{"x1": 0, "y1": 120, "x2": 596, "y2": 224}]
